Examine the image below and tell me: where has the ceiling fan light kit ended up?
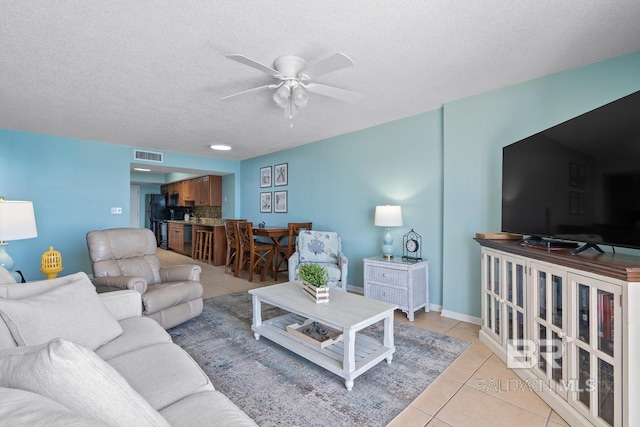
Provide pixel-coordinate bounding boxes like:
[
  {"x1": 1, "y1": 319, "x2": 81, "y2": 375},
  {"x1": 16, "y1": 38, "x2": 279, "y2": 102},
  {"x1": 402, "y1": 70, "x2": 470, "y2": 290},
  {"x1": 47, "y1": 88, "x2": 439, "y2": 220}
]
[{"x1": 222, "y1": 53, "x2": 362, "y2": 127}]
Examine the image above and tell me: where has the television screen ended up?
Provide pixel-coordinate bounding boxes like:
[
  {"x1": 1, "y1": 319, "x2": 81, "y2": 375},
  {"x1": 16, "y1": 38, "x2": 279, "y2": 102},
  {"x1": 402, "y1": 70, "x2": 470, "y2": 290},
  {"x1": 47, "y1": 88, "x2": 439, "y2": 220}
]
[{"x1": 502, "y1": 90, "x2": 640, "y2": 252}]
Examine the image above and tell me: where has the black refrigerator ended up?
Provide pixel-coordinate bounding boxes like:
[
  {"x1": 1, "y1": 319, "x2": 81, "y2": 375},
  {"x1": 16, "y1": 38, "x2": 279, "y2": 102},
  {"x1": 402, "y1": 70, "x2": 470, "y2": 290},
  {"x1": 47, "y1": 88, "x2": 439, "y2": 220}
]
[{"x1": 146, "y1": 194, "x2": 169, "y2": 247}]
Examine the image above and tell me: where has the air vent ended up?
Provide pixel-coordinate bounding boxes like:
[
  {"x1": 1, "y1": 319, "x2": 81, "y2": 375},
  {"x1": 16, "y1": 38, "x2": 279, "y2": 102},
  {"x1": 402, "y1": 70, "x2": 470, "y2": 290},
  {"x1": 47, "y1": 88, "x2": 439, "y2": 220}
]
[{"x1": 134, "y1": 149, "x2": 163, "y2": 163}]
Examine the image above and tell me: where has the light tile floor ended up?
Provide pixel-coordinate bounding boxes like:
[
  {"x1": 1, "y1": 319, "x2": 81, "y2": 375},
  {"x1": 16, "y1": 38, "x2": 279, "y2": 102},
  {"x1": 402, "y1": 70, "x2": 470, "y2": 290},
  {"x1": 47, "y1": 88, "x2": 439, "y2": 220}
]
[{"x1": 157, "y1": 249, "x2": 570, "y2": 427}]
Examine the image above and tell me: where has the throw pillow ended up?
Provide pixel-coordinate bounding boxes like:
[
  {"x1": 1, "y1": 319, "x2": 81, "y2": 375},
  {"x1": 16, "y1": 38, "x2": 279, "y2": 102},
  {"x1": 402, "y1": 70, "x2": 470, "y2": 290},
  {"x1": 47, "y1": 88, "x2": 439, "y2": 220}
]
[
  {"x1": 0, "y1": 271, "x2": 89, "y2": 299},
  {"x1": 0, "y1": 338, "x2": 170, "y2": 427},
  {"x1": 0, "y1": 277, "x2": 123, "y2": 350}
]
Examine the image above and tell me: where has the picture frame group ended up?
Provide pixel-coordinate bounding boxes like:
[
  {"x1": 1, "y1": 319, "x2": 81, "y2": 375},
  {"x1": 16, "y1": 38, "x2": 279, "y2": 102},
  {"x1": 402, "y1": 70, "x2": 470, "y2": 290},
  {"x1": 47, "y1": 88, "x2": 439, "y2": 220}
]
[{"x1": 259, "y1": 163, "x2": 288, "y2": 213}]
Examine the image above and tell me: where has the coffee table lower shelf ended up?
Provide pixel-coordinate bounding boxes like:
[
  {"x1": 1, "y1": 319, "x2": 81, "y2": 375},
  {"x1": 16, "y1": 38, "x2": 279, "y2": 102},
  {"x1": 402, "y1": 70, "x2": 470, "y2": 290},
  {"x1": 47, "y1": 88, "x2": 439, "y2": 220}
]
[{"x1": 252, "y1": 313, "x2": 394, "y2": 390}]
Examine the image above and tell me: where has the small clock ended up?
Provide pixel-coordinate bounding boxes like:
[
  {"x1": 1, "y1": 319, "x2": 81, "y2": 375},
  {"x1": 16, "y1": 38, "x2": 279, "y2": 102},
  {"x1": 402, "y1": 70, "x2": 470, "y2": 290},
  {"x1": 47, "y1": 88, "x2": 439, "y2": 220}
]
[
  {"x1": 406, "y1": 238, "x2": 419, "y2": 253},
  {"x1": 402, "y1": 229, "x2": 423, "y2": 262}
]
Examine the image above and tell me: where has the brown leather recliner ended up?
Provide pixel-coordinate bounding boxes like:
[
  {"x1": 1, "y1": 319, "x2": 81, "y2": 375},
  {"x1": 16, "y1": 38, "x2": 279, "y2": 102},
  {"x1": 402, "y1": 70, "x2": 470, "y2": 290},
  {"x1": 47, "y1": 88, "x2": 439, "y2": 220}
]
[{"x1": 86, "y1": 228, "x2": 203, "y2": 329}]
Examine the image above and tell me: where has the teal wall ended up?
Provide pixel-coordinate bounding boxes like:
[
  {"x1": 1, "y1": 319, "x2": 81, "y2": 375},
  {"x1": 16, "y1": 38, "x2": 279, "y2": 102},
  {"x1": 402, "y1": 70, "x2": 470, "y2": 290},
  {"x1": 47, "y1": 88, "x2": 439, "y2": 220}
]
[
  {"x1": 1, "y1": 50, "x2": 639, "y2": 319},
  {"x1": 0, "y1": 132, "x2": 241, "y2": 280},
  {"x1": 442, "y1": 51, "x2": 640, "y2": 319},
  {"x1": 240, "y1": 111, "x2": 444, "y2": 304}
]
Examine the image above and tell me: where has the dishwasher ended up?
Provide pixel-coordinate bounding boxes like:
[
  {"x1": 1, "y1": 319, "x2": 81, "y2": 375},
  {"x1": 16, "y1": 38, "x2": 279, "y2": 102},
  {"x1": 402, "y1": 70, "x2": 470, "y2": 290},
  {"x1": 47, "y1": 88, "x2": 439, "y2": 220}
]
[{"x1": 183, "y1": 224, "x2": 193, "y2": 257}]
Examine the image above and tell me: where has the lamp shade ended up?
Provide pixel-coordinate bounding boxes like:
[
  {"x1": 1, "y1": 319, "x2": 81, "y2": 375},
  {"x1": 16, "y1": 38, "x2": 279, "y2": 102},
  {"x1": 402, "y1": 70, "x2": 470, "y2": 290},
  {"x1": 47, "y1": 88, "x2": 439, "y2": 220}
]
[
  {"x1": 374, "y1": 205, "x2": 403, "y2": 227},
  {"x1": 0, "y1": 200, "x2": 38, "y2": 241}
]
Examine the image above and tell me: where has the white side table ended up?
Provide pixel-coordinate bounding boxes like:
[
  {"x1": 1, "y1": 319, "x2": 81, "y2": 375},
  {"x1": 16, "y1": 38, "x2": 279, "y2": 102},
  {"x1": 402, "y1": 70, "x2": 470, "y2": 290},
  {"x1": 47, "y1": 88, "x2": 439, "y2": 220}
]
[{"x1": 363, "y1": 256, "x2": 429, "y2": 321}]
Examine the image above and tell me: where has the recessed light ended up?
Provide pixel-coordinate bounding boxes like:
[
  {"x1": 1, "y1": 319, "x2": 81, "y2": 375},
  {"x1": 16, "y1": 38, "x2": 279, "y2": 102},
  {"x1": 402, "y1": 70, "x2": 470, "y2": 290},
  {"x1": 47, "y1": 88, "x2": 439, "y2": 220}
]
[
  {"x1": 134, "y1": 168, "x2": 151, "y2": 172},
  {"x1": 210, "y1": 144, "x2": 231, "y2": 151}
]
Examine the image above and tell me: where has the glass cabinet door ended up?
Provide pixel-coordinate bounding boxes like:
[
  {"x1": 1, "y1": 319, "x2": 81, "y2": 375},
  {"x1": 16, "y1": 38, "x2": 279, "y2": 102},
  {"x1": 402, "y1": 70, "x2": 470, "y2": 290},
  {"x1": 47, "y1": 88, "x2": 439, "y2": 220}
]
[
  {"x1": 568, "y1": 273, "x2": 621, "y2": 427},
  {"x1": 503, "y1": 255, "x2": 527, "y2": 347},
  {"x1": 481, "y1": 250, "x2": 502, "y2": 344},
  {"x1": 530, "y1": 262, "x2": 568, "y2": 398}
]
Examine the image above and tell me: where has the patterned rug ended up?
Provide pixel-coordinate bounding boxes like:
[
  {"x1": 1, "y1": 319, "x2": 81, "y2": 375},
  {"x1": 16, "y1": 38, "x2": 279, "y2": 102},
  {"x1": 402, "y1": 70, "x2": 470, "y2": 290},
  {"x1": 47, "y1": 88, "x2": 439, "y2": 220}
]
[{"x1": 169, "y1": 292, "x2": 471, "y2": 427}]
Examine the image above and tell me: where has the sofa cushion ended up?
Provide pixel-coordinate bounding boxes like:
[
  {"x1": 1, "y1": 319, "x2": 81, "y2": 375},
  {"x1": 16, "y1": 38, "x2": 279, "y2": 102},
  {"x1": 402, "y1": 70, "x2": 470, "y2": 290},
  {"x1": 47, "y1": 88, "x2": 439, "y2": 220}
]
[
  {"x1": 160, "y1": 390, "x2": 257, "y2": 427},
  {"x1": 0, "y1": 275, "x2": 122, "y2": 350},
  {"x1": 0, "y1": 338, "x2": 170, "y2": 427},
  {"x1": 96, "y1": 317, "x2": 172, "y2": 361},
  {"x1": 0, "y1": 387, "x2": 109, "y2": 427},
  {"x1": 0, "y1": 265, "x2": 16, "y2": 285},
  {"x1": 107, "y1": 342, "x2": 214, "y2": 410}
]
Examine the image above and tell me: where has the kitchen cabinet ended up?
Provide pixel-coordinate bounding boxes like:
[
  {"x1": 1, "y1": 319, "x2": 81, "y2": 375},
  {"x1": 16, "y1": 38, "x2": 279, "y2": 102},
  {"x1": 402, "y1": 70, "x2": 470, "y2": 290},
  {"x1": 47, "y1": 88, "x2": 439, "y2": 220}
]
[
  {"x1": 162, "y1": 176, "x2": 222, "y2": 207},
  {"x1": 194, "y1": 175, "x2": 221, "y2": 206},
  {"x1": 476, "y1": 239, "x2": 634, "y2": 427},
  {"x1": 168, "y1": 222, "x2": 184, "y2": 254}
]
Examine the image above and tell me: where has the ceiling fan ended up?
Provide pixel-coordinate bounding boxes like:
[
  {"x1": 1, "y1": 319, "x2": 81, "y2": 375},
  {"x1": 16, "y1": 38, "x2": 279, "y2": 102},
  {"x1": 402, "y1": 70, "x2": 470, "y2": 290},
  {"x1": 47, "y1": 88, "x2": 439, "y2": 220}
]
[{"x1": 221, "y1": 53, "x2": 362, "y2": 126}]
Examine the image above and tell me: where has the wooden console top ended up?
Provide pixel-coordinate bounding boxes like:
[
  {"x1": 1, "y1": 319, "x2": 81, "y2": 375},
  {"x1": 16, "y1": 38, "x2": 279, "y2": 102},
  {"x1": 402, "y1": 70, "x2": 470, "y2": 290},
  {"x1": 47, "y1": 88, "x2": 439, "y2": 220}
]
[{"x1": 475, "y1": 238, "x2": 640, "y2": 282}]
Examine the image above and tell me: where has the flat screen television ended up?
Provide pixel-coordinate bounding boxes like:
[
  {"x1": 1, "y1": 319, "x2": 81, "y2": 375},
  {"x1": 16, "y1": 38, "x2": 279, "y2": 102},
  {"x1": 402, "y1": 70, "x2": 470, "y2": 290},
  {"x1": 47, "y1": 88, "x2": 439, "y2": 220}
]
[{"x1": 502, "y1": 90, "x2": 640, "y2": 254}]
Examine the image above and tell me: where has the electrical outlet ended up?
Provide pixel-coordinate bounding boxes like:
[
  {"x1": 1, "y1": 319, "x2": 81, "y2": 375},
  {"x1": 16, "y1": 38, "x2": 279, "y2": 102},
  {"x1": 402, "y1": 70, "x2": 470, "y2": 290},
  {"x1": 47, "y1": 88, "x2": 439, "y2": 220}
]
[{"x1": 111, "y1": 207, "x2": 122, "y2": 214}]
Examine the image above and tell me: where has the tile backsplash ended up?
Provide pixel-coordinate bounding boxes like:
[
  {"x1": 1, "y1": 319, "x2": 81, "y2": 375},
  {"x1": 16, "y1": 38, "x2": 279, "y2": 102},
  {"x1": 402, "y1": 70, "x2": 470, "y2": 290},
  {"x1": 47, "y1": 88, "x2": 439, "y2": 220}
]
[{"x1": 193, "y1": 206, "x2": 221, "y2": 219}]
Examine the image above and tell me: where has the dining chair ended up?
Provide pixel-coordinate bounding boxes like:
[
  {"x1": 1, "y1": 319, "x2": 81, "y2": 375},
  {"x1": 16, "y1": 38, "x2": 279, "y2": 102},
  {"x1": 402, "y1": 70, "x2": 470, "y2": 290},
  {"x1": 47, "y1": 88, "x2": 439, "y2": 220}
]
[
  {"x1": 235, "y1": 221, "x2": 275, "y2": 282},
  {"x1": 278, "y1": 222, "x2": 312, "y2": 273},
  {"x1": 224, "y1": 219, "x2": 247, "y2": 275}
]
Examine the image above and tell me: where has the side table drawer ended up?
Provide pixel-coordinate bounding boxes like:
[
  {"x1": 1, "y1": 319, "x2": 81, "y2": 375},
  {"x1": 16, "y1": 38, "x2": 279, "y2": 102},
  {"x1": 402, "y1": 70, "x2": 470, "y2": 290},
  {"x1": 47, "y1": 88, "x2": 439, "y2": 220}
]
[
  {"x1": 365, "y1": 265, "x2": 408, "y2": 287},
  {"x1": 366, "y1": 283, "x2": 407, "y2": 307}
]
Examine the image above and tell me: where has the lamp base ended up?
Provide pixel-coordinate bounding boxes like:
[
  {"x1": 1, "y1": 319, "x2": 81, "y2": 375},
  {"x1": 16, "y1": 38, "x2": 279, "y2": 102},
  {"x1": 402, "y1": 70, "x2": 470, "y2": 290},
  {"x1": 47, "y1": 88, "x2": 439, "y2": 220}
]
[
  {"x1": 381, "y1": 228, "x2": 396, "y2": 260},
  {"x1": 0, "y1": 242, "x2": 22, "y2": 282}
]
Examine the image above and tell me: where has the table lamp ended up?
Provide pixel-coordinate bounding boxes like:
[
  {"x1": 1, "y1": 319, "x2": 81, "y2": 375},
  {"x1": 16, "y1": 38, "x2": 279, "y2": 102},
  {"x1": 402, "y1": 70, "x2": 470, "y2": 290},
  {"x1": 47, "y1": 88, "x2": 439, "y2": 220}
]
[
  {"x1": 0, "y1": 197, "x2": 38, "y2": 281},
  {"x1": 374, "y1": 204, "x2": 403, "y2": 259}
]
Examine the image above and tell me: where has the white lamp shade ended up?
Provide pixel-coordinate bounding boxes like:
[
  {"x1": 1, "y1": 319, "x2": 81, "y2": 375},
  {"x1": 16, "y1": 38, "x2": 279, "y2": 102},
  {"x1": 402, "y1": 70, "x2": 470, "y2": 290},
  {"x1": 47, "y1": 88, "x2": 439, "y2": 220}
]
[
  {"x1": 0, "y1": 200, "x2": 38, "y2": 241},
  {"x1": 374, "y1": 205, "x2": 403, "y2": 227}
]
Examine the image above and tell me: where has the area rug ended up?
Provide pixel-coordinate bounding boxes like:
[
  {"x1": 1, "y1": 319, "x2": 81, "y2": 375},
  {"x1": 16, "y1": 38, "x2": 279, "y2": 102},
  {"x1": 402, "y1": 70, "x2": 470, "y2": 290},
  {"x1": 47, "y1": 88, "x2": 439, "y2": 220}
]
[{"x1": 169, "y1": 291, "x2": 471, "y2": 427}]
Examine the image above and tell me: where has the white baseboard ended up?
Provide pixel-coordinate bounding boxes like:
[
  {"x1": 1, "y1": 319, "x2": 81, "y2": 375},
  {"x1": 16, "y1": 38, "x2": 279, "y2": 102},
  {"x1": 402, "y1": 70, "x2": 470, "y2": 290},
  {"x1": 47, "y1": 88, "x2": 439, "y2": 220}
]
[
  {"x1": 347, "y1": 285, "x2": 364, "y2": 294},
  {"x1": 440, "y1": 309, "x2": 481, "y2": 326}
]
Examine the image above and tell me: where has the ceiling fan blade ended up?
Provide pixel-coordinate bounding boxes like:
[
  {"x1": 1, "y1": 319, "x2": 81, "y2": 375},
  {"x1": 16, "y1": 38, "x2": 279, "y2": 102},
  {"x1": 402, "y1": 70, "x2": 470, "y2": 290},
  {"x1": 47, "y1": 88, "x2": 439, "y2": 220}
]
[
  {"x1": 300, "y1": 53, "x2": 354, "y2": 80},
  {"x1": 221, "y1": 84, "x2": 280, "y2": 101},
  {"x1": 304, "y1": 83, "x2": 362, "y2": 104},
  {"x1": 226, "y1": 54, "x2": 282, "y2": 78}
]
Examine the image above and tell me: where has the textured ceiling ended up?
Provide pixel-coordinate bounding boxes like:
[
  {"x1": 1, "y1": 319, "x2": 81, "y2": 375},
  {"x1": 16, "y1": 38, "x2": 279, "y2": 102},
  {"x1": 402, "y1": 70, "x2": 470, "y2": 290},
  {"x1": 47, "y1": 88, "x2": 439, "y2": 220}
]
[{"x1": 1, "y1": 1, "x2": 640, "y2": 161}]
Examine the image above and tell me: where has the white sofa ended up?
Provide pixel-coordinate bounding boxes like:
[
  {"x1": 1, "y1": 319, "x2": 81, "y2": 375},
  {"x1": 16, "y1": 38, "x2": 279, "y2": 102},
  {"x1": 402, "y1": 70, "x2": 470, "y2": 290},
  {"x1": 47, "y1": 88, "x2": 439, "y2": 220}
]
[{"x1": 0, "y1": 267, "x2": 256, "y2": 427}]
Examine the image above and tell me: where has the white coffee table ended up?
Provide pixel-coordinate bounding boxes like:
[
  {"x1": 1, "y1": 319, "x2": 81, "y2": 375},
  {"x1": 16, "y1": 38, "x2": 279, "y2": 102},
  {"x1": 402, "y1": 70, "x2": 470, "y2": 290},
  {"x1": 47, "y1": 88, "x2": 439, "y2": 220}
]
[{"x1": 249, "y1": 281, "x2": 398, "y2": 391}]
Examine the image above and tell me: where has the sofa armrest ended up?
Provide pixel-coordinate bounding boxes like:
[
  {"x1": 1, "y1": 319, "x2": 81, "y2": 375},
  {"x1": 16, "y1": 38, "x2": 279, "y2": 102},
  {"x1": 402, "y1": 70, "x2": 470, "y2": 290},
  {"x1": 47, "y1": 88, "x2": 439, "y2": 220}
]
[
  {"x1": 92, "y1": 276, "x2": 148, "y2": 294},
  {"x1": 159, "y1": 265, "x2": 201, "y2": 282},
  {"x1": 99, "y1": 290, "x2": 143, "y2": 320}
]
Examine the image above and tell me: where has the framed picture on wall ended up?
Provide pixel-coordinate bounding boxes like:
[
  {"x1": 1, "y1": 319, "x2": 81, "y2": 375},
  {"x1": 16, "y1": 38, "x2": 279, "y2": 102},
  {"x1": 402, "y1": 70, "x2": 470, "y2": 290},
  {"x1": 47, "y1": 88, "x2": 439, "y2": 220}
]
[
  {"x1": 274, "y1": 190, "x2": 288, "y2": 213},
  {"x1": 260, "y1": 166, "x2": 272, "y2": 188},
  {"x1": 260, "y1": 192, "x2": 272, "y2": 212},
  {"x1": 274, "y1": 163, "x2": 288, "y2": 186}
]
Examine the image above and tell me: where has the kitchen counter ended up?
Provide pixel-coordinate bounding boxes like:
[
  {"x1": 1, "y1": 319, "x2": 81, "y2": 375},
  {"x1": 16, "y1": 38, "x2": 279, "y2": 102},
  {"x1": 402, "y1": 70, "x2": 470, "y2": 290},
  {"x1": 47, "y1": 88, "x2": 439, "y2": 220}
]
[
  {"x1": 166, "y1": 218, "x2": 225, "y2": 226},
  {"x1": 166, "y1": 220, "x2": 226, "y2": 265}
]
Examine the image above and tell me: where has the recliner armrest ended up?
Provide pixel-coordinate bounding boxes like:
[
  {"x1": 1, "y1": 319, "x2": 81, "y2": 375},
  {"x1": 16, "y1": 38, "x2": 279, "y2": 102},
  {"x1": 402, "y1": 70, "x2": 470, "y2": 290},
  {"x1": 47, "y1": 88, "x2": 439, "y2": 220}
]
[
  {"x1": 92, "y1": 276, "x2": 148, "y2": 294},
  {"x1": 160, "y1": 265, "x2": 202, "y2": 282}
]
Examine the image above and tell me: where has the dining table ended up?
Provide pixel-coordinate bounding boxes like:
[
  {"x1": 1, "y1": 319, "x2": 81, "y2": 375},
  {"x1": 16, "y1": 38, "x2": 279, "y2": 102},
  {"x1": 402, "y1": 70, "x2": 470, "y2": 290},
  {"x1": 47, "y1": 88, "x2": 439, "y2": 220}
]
[{"x1": 253, "y1": 225, "x2": 290, "y2": 278}]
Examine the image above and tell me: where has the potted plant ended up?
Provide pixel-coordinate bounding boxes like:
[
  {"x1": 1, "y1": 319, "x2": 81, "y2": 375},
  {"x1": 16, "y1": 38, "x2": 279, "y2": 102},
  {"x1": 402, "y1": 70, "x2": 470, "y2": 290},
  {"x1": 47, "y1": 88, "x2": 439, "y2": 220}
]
[{"x1": 298, "y1": 263, "x2": 330, "y2": 303}]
